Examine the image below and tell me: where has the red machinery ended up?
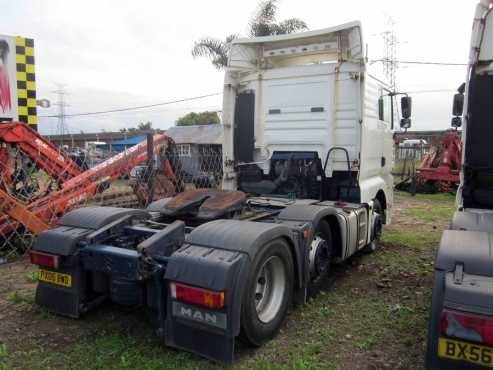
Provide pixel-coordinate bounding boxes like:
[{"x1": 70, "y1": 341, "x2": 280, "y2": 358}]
[
  {"x1": 0, "y1": 122, "x2": 82, "y2": 190},
  {"x1": 415, "y1": 130, "x2": 462, "y2": 192},
  {"x1": 0, "y1": 122, "x2": 181, "y2": 240}
]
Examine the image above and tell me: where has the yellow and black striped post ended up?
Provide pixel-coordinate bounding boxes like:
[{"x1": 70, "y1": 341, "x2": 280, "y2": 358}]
[{"x1": 15, "y1": 37, "x2": 36, "y2": 130}]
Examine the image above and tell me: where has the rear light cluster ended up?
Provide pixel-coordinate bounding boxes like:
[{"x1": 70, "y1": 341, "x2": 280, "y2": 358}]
[
  {"x1": 170, "y1": 282, "x2": 225, "y2": 309},
  {"x1": 441, "y1": 309, "x2": 493, "y2": 346},
  {"x1": 29, "y1": 250, "x2": 60, "y2": 269}
]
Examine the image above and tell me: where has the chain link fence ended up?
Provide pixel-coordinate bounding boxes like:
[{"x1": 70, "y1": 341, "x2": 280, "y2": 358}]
[{"x1": 0, "y1": 135, "x2": 223, "y2": 262}]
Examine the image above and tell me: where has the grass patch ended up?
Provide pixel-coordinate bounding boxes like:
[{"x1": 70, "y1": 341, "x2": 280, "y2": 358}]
[
  {"x1": 401, "y1": 205, "x2": 454, "y2": 224},
  {"x1": 396, "y1": 192, "x2": 455, "y2": 224},
  {"x1": 26, "y1": 271, "x2": 38, "y2": 283},
  {"x1": 0, "y1": 344, "x2": 7, "y2": 370},
  {"x1": 396, "y1": 190, "x2": 456, "y2": 203},
  {"x1": 6, "y1": 291, "x2": 34, "y2": 305},
  {"x1": 7, "y1": 335, "x2": 206, "y2": 370},
  {"x1": 2, "y1": 192, "x2": 457, "y2": 370},
  {"x1": 382, "y1": 229, "x2": 440, "y2": 249}
]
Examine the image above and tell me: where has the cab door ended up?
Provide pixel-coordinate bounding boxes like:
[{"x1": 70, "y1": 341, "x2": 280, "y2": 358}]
[{"x1": 378, "y1": 89, "x2": 395, "y2": 178}]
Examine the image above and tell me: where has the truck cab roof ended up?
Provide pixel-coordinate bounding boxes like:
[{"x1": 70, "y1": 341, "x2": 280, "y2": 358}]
[{"x1": 228, "y1": 21, "x2": 364, "y2": 70}]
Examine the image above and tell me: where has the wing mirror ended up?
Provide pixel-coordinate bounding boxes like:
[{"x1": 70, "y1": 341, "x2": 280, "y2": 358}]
[
  {"x1": 400, "y1": 96, "x2": 412, "y2": 130},
  {"x1": 401, "y1": 96, "x2": 412, "y2": 119},
  {"x1": 452, "y1": 93, "x2": 464, "y2": 117},
  {"x1": 451, "y1": 83, "x2": 465, "y2": 129}
]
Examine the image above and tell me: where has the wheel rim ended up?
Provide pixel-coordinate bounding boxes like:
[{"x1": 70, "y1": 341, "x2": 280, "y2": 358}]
[
  {"x1": 254, "y1": 255, "x2": 286, "y2": 324},
  {"x1": 309, "y1": 235, "x2": 330, "y2": 279}
]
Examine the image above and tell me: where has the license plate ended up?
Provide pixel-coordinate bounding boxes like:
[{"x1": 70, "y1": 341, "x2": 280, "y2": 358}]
[
  {"x1": 439, "y1": 337, "x2": 493, "y2": 367},
  {"x1": 38, "y1": 269, "x2": 72, "y2": 288}
]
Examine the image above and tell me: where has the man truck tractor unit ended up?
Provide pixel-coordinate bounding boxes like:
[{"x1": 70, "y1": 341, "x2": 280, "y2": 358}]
[
  {"x1": 426, "y1": 1, "x2": 493, "y2": 369},
  {"x1": 29, "y1": 22, "x2": 411, "y2": 363}
]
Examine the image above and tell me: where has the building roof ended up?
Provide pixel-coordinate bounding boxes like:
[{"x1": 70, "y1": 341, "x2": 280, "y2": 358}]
[
  {"x1": 108, "y1": 134, "x2": 147, "y2": 146},
  {"x1": 166, "y1": 125, "x2": 223, "y2": 145},
  {"x1": 45, "y1": 131, "x2": 129, "y2": 142}
]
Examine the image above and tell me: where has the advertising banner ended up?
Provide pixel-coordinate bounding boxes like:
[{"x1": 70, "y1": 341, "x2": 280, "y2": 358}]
[{"x1": 0, "y1": 35, "x2": 37, "y2": 130}]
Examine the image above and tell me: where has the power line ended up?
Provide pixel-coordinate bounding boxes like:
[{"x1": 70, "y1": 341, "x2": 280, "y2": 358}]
[
  {"x1": 397, "y1": 60, "x2": 467, "y2": 66},
  {"x1": 39, "y1": 92, "x2": 222, "y2": 118},
  {"x1": 406, "y1": 88, "x2": 456, "y2": 94},
  {"x1": 84, "y1": 104, "x2": 222, "y2": 117},
  {"x1": 372, "y1": 59, "x2": 467, "y2": 66}
]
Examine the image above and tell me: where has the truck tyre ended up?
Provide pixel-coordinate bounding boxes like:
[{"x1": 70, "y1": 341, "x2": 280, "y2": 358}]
[
  {"x1": 308, "y1": 220, "x2": 333, "y2": 295},
  {"x1": 363, "y1": 199, "x2": 383, "y2": 253},
  {"x1": 240, "y1": 238, "x2": 294, "y2": 346}
]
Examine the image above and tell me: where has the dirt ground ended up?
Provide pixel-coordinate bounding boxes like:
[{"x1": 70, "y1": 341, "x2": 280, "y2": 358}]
[{"x1": 0, "y1": 192, "x2": 455, "y2": 370}]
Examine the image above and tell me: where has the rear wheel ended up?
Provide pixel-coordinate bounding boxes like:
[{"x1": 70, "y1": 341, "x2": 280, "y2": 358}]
[
  {"x1": 308, "y1": 220, "x2": 333, "y2": 294},
  {"x1": 240, "y1": 239, "x2": 294, "y2": 346},
  {"x1": 363, "y1": 199, "x2": 383, "y2": 253}
]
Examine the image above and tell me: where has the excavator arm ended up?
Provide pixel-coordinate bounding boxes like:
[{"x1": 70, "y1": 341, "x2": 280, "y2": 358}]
[
  {"x1": 0, "y1": 129, "x2": 181, "y2": 237},
  {"x1": 0, "y1": 122, "x2": 81, "y2": 188}
]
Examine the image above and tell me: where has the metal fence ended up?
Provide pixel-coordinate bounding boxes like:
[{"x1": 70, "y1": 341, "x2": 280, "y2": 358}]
[{"x1": 0, "y1": 137, "x2": 223, "y2": 261}]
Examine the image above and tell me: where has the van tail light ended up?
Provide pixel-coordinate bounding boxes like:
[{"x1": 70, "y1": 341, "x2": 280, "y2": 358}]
[
  {"x1": 440, "y1": 309, "x2": 493, "y2": 346},
  {"x1": 170, "y1": 282, "x2": 224, "y2": 309},
  {"x1": 29, "y1": 250, "x2": 60, "y2": 269}
]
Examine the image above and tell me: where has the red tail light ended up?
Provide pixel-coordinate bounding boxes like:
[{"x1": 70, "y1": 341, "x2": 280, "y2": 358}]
[
  {"x1": 440, "y1": 309, "x2": 493, "y2": 346},
  {"x1": 170, "y1": 282, "x2": 225, "y2": 309},
  {"x1": 29, "y1": 250, "x2": 60, "y2": 269}
]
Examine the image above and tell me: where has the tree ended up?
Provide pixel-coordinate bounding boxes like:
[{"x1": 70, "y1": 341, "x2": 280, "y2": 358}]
[
  {"x1": 176, "y1": 111, "x2": 220, "y2": 126},
  {"x1": 137, "y1": 121, "x2": 153, "y2": 131},
  {"x1": 120, "y1": 121, "x2": 154, "y2": 133},
  {"x1": 191, "y1": 0, "x2": 307, "y2": 70},
  {"x1": 248, "y1": 0, "x2": 308, "y2": 37},
  {"x1": 191, "y1": 34, "x2": 238, "y2": 71}
]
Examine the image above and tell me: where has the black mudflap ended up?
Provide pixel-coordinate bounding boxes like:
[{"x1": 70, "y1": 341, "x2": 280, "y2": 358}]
[
  {"x1": 164, "y1": 244, "x2": 249, "y2": 363},
  {"x1": 166, "y1": 315, "x2": 235, "y2": 363},
  {"x1": 35, "y1": 258, "x2": 84, "y2": 318}
]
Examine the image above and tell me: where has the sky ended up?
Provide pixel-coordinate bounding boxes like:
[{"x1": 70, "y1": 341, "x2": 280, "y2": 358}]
[{"x1": 0, "y1": 0, "x2": 475, "y2": 135}]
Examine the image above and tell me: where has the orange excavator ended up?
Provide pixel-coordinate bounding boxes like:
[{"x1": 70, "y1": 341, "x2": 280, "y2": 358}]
[{"x1": 0, "y1": 122, "x2": 182, "y2": 240}]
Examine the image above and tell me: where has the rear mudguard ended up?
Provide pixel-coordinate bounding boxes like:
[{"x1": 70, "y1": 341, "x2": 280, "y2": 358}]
[
  {"x1": 426, "y1": 229, "x2": 493, "y2": 370},
  {"x1": 57, "y1": 206, "x2": 149, "y2": 230},
  {"x1": 278, "y1": 203, "x2": 346, "y2": 245},
  {"x1": 164, "y1": 219, "x2": 303, "y2": 364},
  {"x1": 278, "y1": 203, "x2": 352, "y2": 261},
  {"x1": 32, "y1": 207, "x2": 150, "y2": 317}
]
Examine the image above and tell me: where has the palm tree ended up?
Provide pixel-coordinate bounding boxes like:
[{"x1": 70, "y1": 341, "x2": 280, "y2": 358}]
[
  {"x1": 248, "y1": 0, "x2": 307, "y2": 37},
  {"x1": 191, "y1": 0, "x2": 308, "y2": 70},
  {"x1": 191, "y1": 34, "x2": 238, "y2": 70}
]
